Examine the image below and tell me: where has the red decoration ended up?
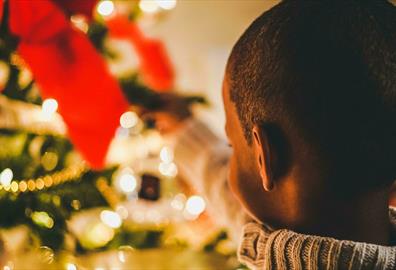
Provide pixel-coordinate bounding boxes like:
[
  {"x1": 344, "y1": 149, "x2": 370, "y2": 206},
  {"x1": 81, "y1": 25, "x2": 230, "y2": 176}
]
[
  {"x1": 106, "y1": 16, "x2": 174, "y2": 92},
  {"x1": 55, "y1": 0, "x2": 98, "y2": 19},
  {"x1": 0, "y1": 1, "x2": 3, "y2": 24},
  {"x1": 9, "y1": 0, "x2": 128, "y2": 169}
]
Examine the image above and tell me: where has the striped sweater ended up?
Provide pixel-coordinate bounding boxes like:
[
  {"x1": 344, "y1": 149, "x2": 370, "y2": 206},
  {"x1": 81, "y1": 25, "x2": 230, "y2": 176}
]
[{"x1": 174, "y1": 119, "x2": 396, "y2": 270}]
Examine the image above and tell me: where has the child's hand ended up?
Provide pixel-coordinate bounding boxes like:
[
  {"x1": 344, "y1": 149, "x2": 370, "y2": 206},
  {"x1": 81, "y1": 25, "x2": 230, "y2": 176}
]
[{"x1": 137, "y1": 93, "x2": 192, "y2": 133}]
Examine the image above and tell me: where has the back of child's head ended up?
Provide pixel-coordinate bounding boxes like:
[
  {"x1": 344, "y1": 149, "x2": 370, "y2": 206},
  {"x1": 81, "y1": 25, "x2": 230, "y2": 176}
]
[{"x1": 227, "y1": 0, "x2": 396, "y2": 193}]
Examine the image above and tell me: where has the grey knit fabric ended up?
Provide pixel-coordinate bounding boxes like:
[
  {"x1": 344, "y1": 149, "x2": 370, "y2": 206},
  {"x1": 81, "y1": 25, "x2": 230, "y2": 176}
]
[{"x1": 238, "y1": 208, "x2": 396, "y2": 270}]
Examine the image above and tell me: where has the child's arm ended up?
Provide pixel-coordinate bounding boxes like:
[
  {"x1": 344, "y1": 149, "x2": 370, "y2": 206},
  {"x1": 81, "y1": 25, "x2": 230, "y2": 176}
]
[{"x1": 173, "y1": 119, "x2": 248, "y2": 242}]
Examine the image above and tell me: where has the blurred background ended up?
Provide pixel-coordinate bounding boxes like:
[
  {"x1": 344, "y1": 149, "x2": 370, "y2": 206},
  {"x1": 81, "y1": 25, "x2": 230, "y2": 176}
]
[
  {"x1": 1, "y1": 1, "x2": 396, "y2": 269},
  {"x1": 0, "y1": 0, "x2": 278, "y2": 269}
]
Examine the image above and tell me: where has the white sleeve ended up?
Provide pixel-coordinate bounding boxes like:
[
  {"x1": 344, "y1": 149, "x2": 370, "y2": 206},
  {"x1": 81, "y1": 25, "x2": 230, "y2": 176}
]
[{"x1": 173, "y1": 119, "x2": 248, "y2": 242}]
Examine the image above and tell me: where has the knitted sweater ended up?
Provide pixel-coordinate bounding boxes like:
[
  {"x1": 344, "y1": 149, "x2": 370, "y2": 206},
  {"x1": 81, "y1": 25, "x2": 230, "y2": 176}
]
[{"x1": 174, "y1": 119, "x2": 396, "y2": 270}]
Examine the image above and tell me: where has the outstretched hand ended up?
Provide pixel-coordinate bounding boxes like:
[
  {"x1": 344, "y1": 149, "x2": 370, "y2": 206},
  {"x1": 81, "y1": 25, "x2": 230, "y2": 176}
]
[{"x1": 137, "y1": 93, "x2": 192, "y2": 133}]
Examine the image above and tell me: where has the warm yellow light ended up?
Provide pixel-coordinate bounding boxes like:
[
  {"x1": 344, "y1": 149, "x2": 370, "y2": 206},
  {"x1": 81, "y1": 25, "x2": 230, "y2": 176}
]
[
  {"x1": 159, "y1": 146, "x2": 174, "y2": 163},
  {"x1": 120, "y1": 111, "x2": 139, "y2": 129},
  {"x1": 185, "y1": 195, "x2": 206, "y2": 216},
  {"x1": 42, "y1": 98, "x2": 58, "y2": 119},
  {"x1": 0, "y1": 168, "x2": 13, "y2": 186},
  {"x1": 32, "y1": 211, "x2": 54, "y2": 229},
  {"x1": 100, "y1": 210, "x2": 122, "y2": 228},
  {"x1": 139, "y1": 0, "x2": 160, "y2": 13},
  {"x1": 97, "y1": 0, "x2": 114, "y2": 16},
  {"x1": 66, "y1": 263, "x2": 77, "y2": 270},
  {"x1": 158, "y1": 162, "x2": 178, "y2": 177},
  {"x1": 118, "y1": 245, "x2": 134, "y2": 263},
  {"x1": 44, "y1": 176, "x2": 53, "y2": 187},
  {"x1": 36, "y1": 178, "x2": 45, "y2": 190},
  {"x1": 19, "y1": 181, "x2": 27, "y2": 192},
  {"x1": 170, "y1": 193, "x2": 186, "y2": 211},
  {"x1": 27, "y1": 179, "x2": 36, "y2": 191},
  {"x1": 156, "y1": 0, "x2": 177, "y2": 10},
  {"x1": 70, "y1": 15, "x2": 89, "y2": 33},
  {"x1": 10, "y1": 181, "x2": 18, "y2": 193}
]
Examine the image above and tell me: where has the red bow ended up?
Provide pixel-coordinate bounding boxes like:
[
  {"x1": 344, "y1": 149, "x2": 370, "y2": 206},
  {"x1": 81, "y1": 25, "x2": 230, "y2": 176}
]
[
  {"x1": 106, "y1": 16, "x2": 174, "y2": 92},
  {"x1": 8, "y1": 0, "x2": 128, "y2": 169}
]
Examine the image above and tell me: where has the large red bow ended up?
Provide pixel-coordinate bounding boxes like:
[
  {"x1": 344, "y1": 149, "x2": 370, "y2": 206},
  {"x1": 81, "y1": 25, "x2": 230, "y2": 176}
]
[{"x1": 8, "y1": 0, "x2": 128, "y2": 169}]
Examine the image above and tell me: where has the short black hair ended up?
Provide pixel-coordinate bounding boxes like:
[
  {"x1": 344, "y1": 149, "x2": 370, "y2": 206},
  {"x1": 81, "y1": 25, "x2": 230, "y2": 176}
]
[{"x1": 227, "y1": 0, "x2": 396, "y2": 191}]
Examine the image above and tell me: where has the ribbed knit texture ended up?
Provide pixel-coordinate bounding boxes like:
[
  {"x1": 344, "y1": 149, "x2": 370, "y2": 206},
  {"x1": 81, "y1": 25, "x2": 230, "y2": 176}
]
[
  {"x1": 174, "y1": 119, "x2": 396, "y2": 270},
  {"x1": 238, "y1": 209, "x2": 396, "y2": 270}
]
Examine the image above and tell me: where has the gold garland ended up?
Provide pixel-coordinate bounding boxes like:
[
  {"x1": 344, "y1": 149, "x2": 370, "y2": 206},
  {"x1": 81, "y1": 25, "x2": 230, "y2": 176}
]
[{"x1": 0, "y1": 163, "x2": 88, "y2": 194}]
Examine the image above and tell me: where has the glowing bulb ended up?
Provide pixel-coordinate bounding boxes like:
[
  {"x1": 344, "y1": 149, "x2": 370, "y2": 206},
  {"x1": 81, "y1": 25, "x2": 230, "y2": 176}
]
[
  {"x1": 97, "y1": 0, "x2": 115, "y2": 16},
  {"x1": 160, "y1": 146, "x2": 174, "y2": 163},
  {"x1": 159, "y1": 162, "x2": 178, "y2": 177},
  {"x1": 66, "y1": 263, "x2": 77, "y2": 270},
  {"x1": 0, "y1": 168, "x2": 13, "y2": 186},
  {"x1": 139, "y1": 0, "x2": 160, "y2": 13},
  {"x1": 156, "y1": 0, "x2": 177, "y2": 10},
  {"x1": 42, "y1": 98, "x2": 58, "y2": 117},
  {"x1": 31, "y1": 211, "x2": 54, "y2": 229},
  {"x1": 70, "y1": 15, "x2": 89, "y2": 33},
  {"x1": 100, "y1": 210, "x2": 122, "y2": 228},
  {"x1": 185, "y1": 195, "x2": 206, "y2": 216},
  {"x1": 119, "y1": 174, "x2": 137, "y2": 193},
  {"x1": 170, "y1": 193, "x2": 186, "y2": 211},
  {"x1": 120, "y1": 111, "x2": 139, "y2": 129}
]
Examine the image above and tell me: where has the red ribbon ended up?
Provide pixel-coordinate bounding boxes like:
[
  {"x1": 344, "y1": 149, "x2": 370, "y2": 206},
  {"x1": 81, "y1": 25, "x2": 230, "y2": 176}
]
[
  {"x1": 8, "y1": 0, "x2": 129, "y2": 169},
  {"x1": 106, "y1": 16, "x2": 174, "y2": 92}
]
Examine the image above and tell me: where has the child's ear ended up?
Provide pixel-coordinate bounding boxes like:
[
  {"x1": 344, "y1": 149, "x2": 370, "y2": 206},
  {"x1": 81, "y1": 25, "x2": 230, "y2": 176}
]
[{"x1": 252, "y1": 125, "x2": 274, "y2": 191}]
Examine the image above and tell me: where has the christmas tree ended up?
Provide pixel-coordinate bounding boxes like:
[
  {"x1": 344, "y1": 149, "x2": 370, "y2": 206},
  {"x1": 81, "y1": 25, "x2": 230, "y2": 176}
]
[{"x1": 0, "y1": 1, "x2": 238, "y2": 269}]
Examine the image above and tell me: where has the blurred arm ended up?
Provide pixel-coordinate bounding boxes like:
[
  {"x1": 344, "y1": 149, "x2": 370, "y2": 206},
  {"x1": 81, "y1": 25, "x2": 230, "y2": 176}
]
[{"x1": 173, "y1": 119, "x2": 247, "y2": 242}]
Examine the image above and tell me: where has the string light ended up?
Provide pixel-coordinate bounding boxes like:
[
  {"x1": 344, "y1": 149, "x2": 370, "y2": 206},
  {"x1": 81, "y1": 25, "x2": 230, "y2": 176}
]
[
  {"x1": 42, "y1": 98, "x2": 58, "y2": 116},
  {"x1": 0, "y1": 168, "x2": 13, "y2": 186},
  {"x1": 119, "y1": 111, "x2": 139, "y2": 129},
  {"x1": 139, "y1": 0, "x2": 160, "y2": 14},
  {"x1": 100, "y1": 210, "x2": 122, "y2": 228},
  {"x1": 185, "y1": 195, "x2": 206, "y2": 216},
  {"x1": 97, "y1": 0, "x2": 115, "y2": 16},
  {"x1": 159, "y1": 146, "x2": 174, "y2": 163},
  {"x1": 118, "y1": 245, "x2": 134, "y2": 263},
  {"x1": 156, "y1": 0, "x2": 177, "y2": 10},
  {"x1": 158, "y1": 161, "x2": 178, "y2": 177},
  {"x1": 32, "y1": 211, "x2": 54, "y2": 229},
  {"x1": 0, "y1": 164, "x2": 87, "y2": 194},
  {"x1": 170, "y1": 193, "x2": 186, "y2": 211},
  {"x1": 70, "y1": 15, "x2": 89, "y2": 33},
  {"x1": 66, "y1": 263, "x2": 77, "y2": 270}
]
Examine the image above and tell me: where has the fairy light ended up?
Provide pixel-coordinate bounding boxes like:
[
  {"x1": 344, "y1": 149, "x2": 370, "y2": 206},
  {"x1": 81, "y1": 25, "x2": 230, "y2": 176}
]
[
  {"x1": 118, "y1": 245, "x2": 134, "y2": 263},
  {"x1": 97, "y1": 0, "x2": 115, "y2": 16},
  {"x1": 120, "y1": 111, "x2": 139, "y2": 129},
  {"x1": 185, "y1": 195, "x2": 206, "y2": 216},
  {"x1": 139, "y1": 0, "x2": 160, "y2": 13},
  {"x1": 0, "y1": 168, "x2": 13, "y2": 186},
  {"x1": 41, "y1": 98, "x2": 58, "y2": 120},
  {"x1": 70, "y1": 15, "x2": 89, "y2": 33},
  {"x1": 10, "y1": 181, "x2": 18, "y2": 193},
  {"x1": 0, "y1": 164, "x2": 86, "y2": 194},
  {"x1": 170, "y1": 193, "x2": 186, "y2": 211},
  {"x1": 156, "y1": 0, "x2": 177, "y2": 10},
  {"x1": 159, "y1": 146, "x2": 174, "y2": 163},
  {"x1": 32, "y1": 211, "x2": 54, "y2": 229},
  {"x1": 100, "y1": 210, "x2": 122, "y2": 228},
  {"x1": 119, "y1": 173, "x2": 137, "y2": 193},
  {"x1": 66, "y1": 263, "x2": 77, "y2": 270},
  {"x1": 158, "y1": 162, "x2": 178, "y2": 177}
]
